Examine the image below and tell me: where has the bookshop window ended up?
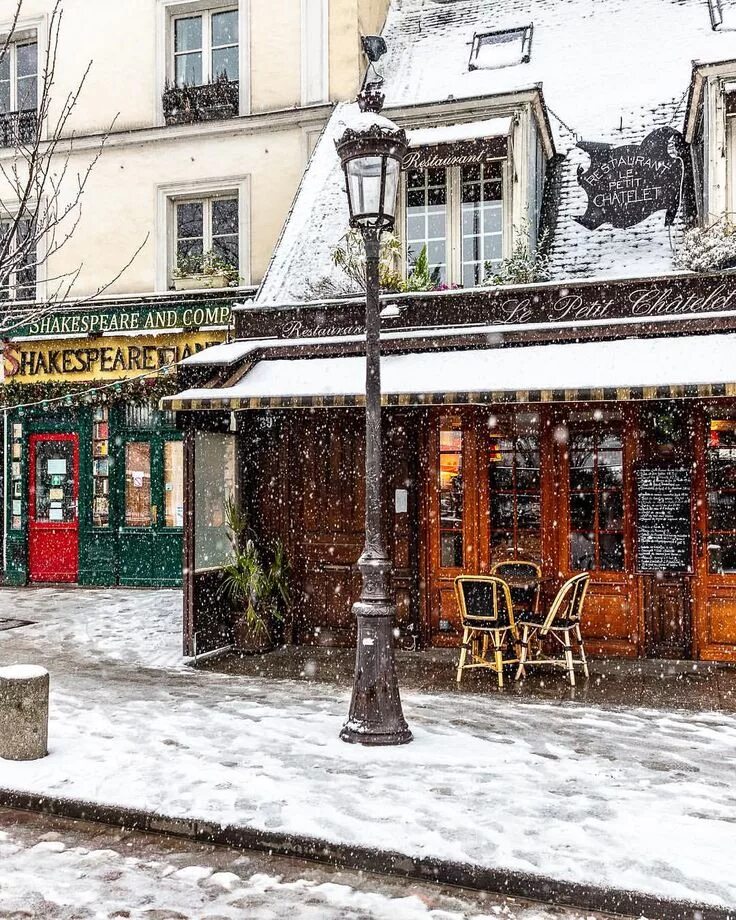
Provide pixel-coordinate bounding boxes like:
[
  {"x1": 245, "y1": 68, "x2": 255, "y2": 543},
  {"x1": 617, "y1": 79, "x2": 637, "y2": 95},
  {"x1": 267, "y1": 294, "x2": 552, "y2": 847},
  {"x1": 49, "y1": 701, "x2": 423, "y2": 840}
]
[
  {"x1": 164, "y1": 441, "x2": 184, "y2": 528},
  {"x1": 125, "y1": 442, "x2": 152, "y2": 527}
]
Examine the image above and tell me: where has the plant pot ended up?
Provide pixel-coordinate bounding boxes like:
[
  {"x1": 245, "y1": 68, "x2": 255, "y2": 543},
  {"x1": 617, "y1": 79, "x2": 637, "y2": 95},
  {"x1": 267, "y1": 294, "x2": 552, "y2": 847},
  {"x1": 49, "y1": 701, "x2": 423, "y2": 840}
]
[
  {"x1": 233, "y1": 612, "x2": 273, "y2": 655},
  {"x1": 173, "y1": 273, "x2": 230, "y2": 291}
]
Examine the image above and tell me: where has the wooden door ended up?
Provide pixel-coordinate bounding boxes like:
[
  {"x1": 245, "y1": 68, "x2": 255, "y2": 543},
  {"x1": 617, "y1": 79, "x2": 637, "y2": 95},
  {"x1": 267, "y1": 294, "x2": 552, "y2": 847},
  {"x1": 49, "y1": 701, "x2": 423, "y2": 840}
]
[
  {"x1": 554, "y1": 408, "x2": 640, "y2": 658},
  {"x1": 692, "y1": 410, "x2": 736, "y2": 661},
  {"x1": 29, "y1": 433, "x2": 79, "y2": 583},
  {"x1": 292, "y1": 411, "x2": 365, "y2": 645}
]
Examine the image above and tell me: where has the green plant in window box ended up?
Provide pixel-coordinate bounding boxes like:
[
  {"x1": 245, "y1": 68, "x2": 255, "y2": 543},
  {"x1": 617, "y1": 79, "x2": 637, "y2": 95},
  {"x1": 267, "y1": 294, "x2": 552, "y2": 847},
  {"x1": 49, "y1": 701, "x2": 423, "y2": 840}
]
[
  {"x1": 331, "y1": 229, "x2": 405, "y2": 292},
  {"x1": 403, "y1": 244, "x2": 442, "y2": 292},
  {"x1": 173, "y1": 250, "x2": 239, "y2": 290},
  {"x1": 484, "y1": 220, "x2": 551, "y2": 286},
  {"x1": 221, "y1": 498, "x2": 291, "y2": 653}
]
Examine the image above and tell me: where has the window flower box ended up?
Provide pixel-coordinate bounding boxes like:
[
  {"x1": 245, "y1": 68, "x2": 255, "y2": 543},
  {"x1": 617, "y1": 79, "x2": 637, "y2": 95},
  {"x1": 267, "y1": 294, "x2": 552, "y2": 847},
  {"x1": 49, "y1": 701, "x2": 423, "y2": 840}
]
[
  {"x1": 162, "y1": 78, "x2": 239, "y2": 126},
  {"x1": 173, "y1": 272, "x2": 230, "y2": 291}
]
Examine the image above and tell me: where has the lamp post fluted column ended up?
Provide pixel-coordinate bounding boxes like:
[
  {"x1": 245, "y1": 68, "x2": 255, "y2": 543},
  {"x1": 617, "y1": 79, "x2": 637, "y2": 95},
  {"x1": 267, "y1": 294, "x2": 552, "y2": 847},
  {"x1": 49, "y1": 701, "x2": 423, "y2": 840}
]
[
  {"x1": 339, "y1": 226, "x2": 411, "y2": 746},
  {"x1": 336, "y1": 86, "x2": 412, "y2": 745}
]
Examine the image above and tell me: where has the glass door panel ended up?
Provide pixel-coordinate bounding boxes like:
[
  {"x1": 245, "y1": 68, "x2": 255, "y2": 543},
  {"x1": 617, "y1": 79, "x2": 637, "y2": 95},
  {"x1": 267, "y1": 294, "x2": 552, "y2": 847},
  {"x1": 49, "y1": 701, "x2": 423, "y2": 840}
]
[
  {"x1": 488, "y1": 414, "x2": 541, "y2": 564},
  {"x1": 33, "y1": 439, "x2": 76, "y2": 523},
  {"x1": 438, "y1": 422, "x2": 463, "y2": 568}
]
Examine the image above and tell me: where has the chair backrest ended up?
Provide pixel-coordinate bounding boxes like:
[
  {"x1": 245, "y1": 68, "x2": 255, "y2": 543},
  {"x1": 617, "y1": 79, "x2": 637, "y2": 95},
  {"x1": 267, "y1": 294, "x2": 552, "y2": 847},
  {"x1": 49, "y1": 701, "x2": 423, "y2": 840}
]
[
  {"x1": 541, "y1": 572, "x2": 590, "y2": 634},
  {"x1": 454, "y1": 575, "x2": 515, "y2": 629},
  {"x1": 491, "y1": 561, "x2": 542, "y2": 613}
]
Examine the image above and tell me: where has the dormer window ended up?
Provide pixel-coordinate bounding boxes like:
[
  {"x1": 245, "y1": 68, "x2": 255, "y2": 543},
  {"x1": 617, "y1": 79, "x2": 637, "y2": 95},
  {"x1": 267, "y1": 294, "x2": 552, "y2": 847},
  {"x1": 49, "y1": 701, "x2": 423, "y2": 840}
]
[{"x1": 468, "y1": 26, "x2": 532, "y2": 71}]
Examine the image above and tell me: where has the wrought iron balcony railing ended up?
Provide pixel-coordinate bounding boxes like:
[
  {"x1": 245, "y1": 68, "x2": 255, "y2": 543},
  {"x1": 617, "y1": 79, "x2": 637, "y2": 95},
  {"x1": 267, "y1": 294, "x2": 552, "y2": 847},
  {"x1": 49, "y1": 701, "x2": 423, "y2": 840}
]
[
  {"x1": 162, "y1": 80, "x2": 239, "y2": 127},
  {"x1": 0, "y1": 109, "x2": 38, "y2": 148}
]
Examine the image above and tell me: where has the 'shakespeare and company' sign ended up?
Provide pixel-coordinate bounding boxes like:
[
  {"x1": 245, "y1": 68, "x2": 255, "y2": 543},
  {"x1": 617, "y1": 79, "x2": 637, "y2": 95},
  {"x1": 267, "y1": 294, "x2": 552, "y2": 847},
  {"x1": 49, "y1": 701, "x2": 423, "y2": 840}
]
[
  {"x1": 575, "y1": 127, "x2": 685, "y2": 230},
  {"x1": 7, "y1": 303, "x2": 232, "y2": 339},
  {"x1": 3, "y1": 331, "x2": 224, "y2": 383}
]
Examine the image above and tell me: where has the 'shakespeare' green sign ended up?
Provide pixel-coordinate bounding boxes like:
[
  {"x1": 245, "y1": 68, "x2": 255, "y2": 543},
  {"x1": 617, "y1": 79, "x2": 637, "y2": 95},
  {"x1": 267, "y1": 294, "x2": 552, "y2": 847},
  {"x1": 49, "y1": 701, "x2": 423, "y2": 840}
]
[{"x1": 7, "y1": 303, "x2": 232, "y2": 339}]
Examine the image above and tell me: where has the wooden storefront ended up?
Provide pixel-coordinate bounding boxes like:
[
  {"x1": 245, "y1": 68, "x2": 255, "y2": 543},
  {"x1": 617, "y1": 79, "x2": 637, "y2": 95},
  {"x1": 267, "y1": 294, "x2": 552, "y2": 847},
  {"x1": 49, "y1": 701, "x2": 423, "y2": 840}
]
[
  {"x1": 178, "y1": 397, "x2": 736, "y2": 662},
  {"x1": 169, "y1": 273, "x2": 736, "y2": 662}
]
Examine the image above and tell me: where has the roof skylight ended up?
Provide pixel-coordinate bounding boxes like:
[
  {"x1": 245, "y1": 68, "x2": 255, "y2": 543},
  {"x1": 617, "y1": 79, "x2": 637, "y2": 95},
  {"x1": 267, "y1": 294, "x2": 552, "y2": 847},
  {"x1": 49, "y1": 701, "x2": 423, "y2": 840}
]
[
  {"x1": 709, "y1": 0, "x2": 736, "y2": 30},
  {"x1": 468, "y1": 25, "x2": 533, "y2": 71}
]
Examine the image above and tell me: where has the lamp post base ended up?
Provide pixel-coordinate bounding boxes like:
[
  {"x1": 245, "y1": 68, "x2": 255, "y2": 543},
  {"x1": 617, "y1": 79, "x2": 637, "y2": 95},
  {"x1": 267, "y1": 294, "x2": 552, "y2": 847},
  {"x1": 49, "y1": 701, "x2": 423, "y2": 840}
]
[{"x1": 340, "y1": 598, "x2": 412, "y2": 746}]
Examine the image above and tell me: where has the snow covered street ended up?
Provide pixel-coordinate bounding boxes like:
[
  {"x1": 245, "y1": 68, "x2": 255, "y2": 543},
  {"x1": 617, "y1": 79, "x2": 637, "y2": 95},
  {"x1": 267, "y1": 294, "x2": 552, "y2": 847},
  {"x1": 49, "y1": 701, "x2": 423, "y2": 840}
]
[
  {"x1": 1, "y1": 588, "x2": 735, "y2": 910},
  {"x1": 0, "y1": 806, "x2": 612, "y2": 920}
]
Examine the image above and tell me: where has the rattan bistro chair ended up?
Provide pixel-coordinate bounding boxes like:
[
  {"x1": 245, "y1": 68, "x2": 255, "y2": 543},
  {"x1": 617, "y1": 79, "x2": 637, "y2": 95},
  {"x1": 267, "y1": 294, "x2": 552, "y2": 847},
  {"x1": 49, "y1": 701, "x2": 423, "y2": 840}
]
[
  {"x1": 490, "y1": 560, "x2": 542, "y2": 618},
  {"x1": 515, "y1": 572, "x2": 590, "y2": 686},
  {"x1": 454, "y1": 575, "x2": 519, "y2": 688}
]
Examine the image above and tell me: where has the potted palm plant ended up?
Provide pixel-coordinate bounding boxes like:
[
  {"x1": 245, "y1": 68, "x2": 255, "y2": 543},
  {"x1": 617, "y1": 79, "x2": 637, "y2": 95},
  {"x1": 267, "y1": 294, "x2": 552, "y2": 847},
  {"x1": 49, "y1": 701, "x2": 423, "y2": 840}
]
[{"x1": 221, "y1": 500, "x2": 290, "y2": 653}]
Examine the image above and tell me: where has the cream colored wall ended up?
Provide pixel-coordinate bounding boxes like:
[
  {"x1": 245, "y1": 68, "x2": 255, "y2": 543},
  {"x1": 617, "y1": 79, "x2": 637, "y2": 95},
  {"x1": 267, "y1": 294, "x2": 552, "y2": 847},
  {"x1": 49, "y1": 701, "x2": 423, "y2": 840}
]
[
  {"x1": 2, "y1": 0, "x2": 382, "y2": 131},
  {"x1": 0, "y1": 0, "x2": 380, "y2": 299},
  {"x1": 358, "y1": 0, "x2": 389, "y2": 41},
  {"x1": 0, "y1": 122, "x2": 322, "y2": 297}
]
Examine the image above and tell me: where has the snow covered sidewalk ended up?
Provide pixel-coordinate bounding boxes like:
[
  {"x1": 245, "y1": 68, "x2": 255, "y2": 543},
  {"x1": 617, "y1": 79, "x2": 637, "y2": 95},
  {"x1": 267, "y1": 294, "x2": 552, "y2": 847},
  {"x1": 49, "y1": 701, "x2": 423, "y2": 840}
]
[{"x1": 1, "y1": 588, "x2": 735, "y2": 911}]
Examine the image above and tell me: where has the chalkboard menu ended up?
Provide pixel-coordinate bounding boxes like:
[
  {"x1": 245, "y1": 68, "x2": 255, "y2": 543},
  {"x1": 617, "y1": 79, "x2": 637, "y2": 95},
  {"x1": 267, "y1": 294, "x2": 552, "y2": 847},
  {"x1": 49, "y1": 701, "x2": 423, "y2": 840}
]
[{"x1": 635, "y1": 466, "x2": 692, "y2": 573}]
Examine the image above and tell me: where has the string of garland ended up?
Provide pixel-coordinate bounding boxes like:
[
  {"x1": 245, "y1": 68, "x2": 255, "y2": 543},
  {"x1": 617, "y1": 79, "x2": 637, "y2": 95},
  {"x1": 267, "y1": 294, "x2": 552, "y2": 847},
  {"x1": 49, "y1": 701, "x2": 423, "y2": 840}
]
[{"x1": 0, "y1": 369, "x2": 182, "y2": 412}]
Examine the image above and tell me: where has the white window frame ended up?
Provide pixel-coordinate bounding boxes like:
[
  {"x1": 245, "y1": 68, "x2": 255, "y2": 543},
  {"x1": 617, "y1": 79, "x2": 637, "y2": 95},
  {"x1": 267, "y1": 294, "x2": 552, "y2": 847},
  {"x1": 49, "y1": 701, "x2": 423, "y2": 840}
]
[
  {"x1": 154, "y1": 0, "x2": 250, "y2": 125},
  {"x1": 398, "y1": 158, "x2": 512, "y2": 288},
  {"x1": 0, "y1": 210, "x2": 39, "y2": 303},
  {"x1": 0, "y1": 36, "x2": 38, "y2": 113},
  {"x1": 300, "y1": 0, "x2": 328, "y2": 106},
  {"x1": 171, "y1": 6, "x2": 238, "y2": 87},
  {"x1": 155, "y1": 176, "x2": 250, "y2": 291}
]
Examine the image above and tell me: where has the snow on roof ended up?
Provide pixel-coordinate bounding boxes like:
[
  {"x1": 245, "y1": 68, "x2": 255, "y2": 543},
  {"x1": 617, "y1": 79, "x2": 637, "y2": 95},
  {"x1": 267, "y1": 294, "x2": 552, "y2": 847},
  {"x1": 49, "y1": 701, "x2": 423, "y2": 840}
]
[
  {"x1": 171, "y1": 332, "x2": 736, "y2": 403},
  {"x1": 408, "y1": 116, "x2": 512, "y2": 146},
  {"x1": 256, "y1": 0, "x2": 736, "y2": 308}
]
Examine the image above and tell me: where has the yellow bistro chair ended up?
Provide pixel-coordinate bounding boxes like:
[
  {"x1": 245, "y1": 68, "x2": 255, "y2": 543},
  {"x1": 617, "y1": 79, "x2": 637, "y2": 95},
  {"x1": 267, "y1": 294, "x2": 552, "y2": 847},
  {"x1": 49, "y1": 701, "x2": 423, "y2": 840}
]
[
  {"x1": 515, "y1": 572, "x2": 591, "y2": 686},
  {"x1": 454, "y1": 575, "x2": 519, "y2": 688}
]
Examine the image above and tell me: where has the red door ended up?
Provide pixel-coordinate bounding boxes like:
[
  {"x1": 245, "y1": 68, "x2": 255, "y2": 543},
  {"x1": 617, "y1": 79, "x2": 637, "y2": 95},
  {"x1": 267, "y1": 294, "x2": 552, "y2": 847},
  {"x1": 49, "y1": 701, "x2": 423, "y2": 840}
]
[{"x1": 29, "y1": 433, "x2": 79, "y2": 583}]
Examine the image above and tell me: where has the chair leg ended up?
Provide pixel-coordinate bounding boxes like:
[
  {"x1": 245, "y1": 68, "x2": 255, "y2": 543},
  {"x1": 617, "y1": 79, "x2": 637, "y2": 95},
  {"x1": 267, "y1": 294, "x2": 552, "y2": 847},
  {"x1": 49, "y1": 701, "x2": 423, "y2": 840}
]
[
  {"x1": 515, "y1": 626, "x2": 529, "y2": 680},
  {"x1": 563, "y1": 629, "x2": 575, "y2": 686},
  {"x1": 457, "y1": 627, "x2": 469, "y2": 683},
  {"x1": 575, "y1": 623, "x2": 589, "y2": 678},
  {"x1": 493, "y1": 631, "x2": 504, "y2": 688}
]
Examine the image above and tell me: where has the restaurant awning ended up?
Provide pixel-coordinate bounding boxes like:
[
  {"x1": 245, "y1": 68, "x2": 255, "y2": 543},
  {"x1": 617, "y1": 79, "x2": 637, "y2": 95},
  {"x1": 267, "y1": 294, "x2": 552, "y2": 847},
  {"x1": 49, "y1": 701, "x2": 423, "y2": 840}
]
[{"x1": 163, "y1": 332, "x2": 736, "y2": 411}]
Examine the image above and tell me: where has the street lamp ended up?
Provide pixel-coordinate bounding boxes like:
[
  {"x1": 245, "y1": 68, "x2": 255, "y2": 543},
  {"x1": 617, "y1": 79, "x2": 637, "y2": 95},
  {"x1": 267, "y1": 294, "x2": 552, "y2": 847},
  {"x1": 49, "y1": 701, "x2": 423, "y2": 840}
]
[{"x1": 335, "y1": 85, "x2": 412, "y2": 746}]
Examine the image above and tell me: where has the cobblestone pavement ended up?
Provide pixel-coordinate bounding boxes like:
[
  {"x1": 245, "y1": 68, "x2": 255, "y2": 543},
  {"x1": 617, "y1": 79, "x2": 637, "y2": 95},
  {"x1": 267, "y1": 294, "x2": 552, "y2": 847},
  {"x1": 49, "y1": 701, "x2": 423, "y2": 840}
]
[{"x1": 0, "y1": 807, "x2": 616, "y2": 920}]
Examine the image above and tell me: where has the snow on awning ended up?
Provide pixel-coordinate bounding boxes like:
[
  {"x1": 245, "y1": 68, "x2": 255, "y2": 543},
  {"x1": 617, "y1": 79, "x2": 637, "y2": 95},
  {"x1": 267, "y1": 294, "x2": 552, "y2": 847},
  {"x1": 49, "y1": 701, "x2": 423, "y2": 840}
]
[{"x1": 164, "y1": 333, "x2": 736, "y2": 411}]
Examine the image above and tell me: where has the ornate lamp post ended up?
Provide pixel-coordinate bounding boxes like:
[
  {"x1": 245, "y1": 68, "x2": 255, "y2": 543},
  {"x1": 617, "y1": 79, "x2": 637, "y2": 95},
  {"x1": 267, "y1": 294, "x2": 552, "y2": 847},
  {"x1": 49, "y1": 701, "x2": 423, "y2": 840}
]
[{"x1": 335, "y1": 86, "x2": 412, "y2": 746}]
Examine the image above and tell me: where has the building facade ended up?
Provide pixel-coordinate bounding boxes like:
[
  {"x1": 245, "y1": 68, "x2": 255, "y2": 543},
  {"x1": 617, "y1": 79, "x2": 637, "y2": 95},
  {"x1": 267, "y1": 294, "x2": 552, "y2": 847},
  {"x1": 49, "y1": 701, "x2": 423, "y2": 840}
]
[
  {"x1": 166, "y1": 0, "x2": 736, "y2": 663},
  {"x1": 0, "y1": 0, "x2": 388, "y2": 585}
]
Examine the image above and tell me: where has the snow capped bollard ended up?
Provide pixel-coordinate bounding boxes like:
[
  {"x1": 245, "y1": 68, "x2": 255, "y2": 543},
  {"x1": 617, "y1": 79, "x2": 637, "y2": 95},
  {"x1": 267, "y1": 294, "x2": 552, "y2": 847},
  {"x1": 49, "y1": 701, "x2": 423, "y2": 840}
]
[{"x1": 0, "y1": 665, "x2": 49, "y2": 761}]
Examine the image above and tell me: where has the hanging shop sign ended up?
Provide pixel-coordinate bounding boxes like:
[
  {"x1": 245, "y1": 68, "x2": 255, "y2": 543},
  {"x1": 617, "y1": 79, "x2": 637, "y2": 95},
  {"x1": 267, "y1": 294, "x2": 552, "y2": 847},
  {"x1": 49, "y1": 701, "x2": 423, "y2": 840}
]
[
  {"x1": 6, "y1": 302, "x2": 232, "y2": 339},
  {"x1": 575, "y1": 127, "x2": 685, "y2": 230},
  {"x1": 402, "y1": 137, "x2": 507, "y2": 171},
  {"x1": 2, "y1": 330, "x2": 224, "y2": 384}
]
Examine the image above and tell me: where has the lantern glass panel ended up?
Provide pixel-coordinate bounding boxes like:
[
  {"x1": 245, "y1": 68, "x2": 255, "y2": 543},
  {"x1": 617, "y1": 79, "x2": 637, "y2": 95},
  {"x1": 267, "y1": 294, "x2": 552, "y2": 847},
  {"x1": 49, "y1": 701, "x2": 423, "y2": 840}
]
[
  {"x1": 346, "y1": 155, "x2": 384, "y2": 221},
  {"x1": 382, "y1": 157, "x2": 401, "y2": 221}
]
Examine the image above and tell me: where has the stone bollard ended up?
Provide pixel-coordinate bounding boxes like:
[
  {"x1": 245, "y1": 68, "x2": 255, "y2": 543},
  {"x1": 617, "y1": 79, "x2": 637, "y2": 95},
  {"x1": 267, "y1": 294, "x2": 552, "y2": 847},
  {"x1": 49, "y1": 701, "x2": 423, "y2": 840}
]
[{"x1": 0, "y1": 665, "x2": 49, "y2": 761}]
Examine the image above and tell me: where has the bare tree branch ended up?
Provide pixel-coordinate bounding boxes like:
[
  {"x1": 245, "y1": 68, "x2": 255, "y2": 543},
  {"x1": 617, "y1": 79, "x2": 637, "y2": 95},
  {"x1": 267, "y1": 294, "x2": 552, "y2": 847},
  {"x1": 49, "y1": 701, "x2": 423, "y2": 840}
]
[{"x1": 0, "y1": 0, "x2": 143, "y2": 327}]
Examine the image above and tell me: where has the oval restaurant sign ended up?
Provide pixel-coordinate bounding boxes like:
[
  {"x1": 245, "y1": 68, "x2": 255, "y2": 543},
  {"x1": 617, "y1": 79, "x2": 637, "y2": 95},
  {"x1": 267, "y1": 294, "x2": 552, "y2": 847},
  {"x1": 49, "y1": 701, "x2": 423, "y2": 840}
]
[{"x1": 575, "y1": 127, "x2": 685, "y2": 230}]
